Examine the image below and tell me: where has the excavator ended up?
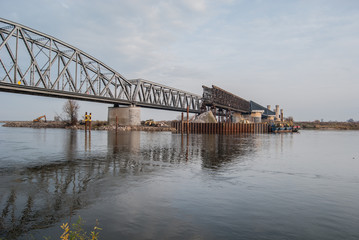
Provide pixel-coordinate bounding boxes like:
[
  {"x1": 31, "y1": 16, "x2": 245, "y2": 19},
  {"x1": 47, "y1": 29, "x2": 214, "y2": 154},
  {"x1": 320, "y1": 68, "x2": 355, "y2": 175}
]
[
  {"x1": 33, "y1": 115, "x2": 47, "y2": 122},
  {"x1": 144, "y1": 119, "x2": 158, "y2": 126}
]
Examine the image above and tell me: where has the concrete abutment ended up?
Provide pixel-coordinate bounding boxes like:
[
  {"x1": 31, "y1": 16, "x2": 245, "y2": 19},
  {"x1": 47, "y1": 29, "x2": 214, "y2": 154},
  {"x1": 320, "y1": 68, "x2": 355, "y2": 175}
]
[{"x1": 108, "y1": 106, "x2": 141, "y2": 126}]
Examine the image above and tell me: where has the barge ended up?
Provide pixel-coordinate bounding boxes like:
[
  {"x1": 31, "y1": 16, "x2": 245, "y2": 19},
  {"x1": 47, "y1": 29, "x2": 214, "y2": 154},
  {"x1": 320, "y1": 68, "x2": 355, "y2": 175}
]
[{"x1": 271, "y1": 125, "x2": 300, "y2": 133}]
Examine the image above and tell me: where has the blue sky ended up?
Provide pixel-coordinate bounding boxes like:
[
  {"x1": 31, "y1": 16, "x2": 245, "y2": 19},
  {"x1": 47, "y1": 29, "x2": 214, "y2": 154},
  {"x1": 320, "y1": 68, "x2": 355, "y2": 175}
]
[{"x1": 1, "y1": 0, "x2": 359, "y2": 121}]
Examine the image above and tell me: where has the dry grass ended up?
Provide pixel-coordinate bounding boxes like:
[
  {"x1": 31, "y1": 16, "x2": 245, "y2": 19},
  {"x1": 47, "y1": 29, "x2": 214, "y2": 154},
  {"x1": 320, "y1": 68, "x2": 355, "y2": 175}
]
[{"x1": 295, "y1": 121, "x2": 359, "y2": 130}]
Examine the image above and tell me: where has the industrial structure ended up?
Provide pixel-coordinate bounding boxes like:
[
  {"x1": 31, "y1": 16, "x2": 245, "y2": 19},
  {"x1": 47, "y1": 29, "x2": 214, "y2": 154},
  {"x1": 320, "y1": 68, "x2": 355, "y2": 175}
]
[
  {"x1": 201, "y1": 85, "x2": 283, "y2": 124},
  {"x1": 0, "y1": 18, "x2": 285, "y2": 126}
]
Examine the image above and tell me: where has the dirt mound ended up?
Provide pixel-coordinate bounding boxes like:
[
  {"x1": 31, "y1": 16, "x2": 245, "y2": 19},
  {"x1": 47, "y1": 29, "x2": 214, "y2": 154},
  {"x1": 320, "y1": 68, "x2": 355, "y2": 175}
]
[{"x1": 192, "y1": 111, "x2": 217, "y2": 123}]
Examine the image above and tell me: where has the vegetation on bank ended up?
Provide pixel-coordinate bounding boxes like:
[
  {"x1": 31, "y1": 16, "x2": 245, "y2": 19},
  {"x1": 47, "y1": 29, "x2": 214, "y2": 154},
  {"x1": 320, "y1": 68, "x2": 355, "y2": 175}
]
[
  {"x1": 0, "y1": 217, "x2": 101, "y2": 240},
  {"x1": 295, "y1": 121, "x2": 359, "y2": 130},
  {"x1": 62, "y1": 100, "x2": 80, "y2": 126},
  {"x1": 59, "y1": 216, "x2": 102, "y2": 240}
]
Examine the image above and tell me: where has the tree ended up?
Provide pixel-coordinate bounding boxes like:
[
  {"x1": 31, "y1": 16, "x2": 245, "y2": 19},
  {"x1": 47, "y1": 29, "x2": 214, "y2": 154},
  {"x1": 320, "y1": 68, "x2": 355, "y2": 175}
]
[
  {"x1": 63, "y1": 100, "x2": 80, "y2": 125},
  {"x1": 347, "y1": 118, "x2": 354, "y2": 123}
]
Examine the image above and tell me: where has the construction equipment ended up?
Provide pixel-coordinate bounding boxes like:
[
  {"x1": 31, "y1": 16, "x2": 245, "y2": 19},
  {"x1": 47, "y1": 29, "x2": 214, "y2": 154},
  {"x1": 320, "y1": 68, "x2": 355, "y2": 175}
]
[
  {"x1": 144, "y1": 119, "x2": 158, "y2": 126},
  {"x1": 33, "y1": 115, "x2": 47, "y2": 122}
]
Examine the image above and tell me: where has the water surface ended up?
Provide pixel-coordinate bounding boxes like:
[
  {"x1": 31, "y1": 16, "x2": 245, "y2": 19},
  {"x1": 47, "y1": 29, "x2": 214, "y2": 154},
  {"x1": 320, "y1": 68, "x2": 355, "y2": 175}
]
[{"x1": 0, "y1": 124, "x2": 358, "y2": 239}]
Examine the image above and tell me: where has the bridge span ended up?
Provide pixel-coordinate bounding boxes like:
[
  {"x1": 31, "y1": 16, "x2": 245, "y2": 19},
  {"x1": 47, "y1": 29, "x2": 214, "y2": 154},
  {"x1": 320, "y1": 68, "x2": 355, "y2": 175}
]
[
  {"x1": 1, "y1": 18, "x2": 281, "y2": 124},
  {"x1": 0, "y1": 18, "x2": 201, "y2": 116}
]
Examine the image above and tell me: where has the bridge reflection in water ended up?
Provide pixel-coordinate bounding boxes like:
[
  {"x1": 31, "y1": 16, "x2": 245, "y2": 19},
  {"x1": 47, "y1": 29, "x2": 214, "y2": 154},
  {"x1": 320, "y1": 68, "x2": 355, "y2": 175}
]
[{"x1": 0, "y1": 130, "x2": 272, "y2": 239}]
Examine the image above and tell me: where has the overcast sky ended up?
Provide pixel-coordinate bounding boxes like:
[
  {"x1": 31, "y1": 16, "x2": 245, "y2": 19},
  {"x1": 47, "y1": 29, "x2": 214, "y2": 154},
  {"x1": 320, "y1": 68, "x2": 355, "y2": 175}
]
[{"x1": 1, "y1": 0, "x2": 359, "y2": 121}]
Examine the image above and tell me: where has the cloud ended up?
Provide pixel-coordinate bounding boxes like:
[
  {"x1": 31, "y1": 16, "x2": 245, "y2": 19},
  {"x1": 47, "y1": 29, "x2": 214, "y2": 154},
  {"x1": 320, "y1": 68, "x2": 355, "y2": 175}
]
[
  {"x1": 182, "y1": 0, "x2": 207, "y2": 12},
  {"x1": 1, "y1": 0, "x2": 359, "y2": 120}
]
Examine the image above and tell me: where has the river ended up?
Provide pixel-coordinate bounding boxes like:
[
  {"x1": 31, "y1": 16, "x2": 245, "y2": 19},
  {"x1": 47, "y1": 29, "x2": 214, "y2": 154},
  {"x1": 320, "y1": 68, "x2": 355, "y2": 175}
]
[{"x1": 0, "y1": 124, "x2": 358, "y2": 239}]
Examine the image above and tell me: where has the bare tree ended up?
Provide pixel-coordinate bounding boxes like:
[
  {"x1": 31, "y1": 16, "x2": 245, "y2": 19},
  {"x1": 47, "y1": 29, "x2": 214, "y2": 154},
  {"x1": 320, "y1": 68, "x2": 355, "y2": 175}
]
[{"x1": 63, "y1": 100, "x2": 80, "y2": 125}]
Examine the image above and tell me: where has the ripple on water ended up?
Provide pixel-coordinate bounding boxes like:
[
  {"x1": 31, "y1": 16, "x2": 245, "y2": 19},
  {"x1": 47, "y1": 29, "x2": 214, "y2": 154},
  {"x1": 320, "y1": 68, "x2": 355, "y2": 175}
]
[{"x1": 0, "y1": 129, "x2": 359, "y2": 239}]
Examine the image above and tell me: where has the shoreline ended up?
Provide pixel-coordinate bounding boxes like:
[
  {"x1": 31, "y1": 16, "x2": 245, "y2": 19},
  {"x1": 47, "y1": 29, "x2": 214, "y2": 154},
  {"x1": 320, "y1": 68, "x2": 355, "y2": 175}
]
[
  {"x1": 2, "y1": 121, "x2": 359, "y2": 131},
  {"x1": 295, "y1": 121, "x2": 359, "y2": 130},
  {"x1": 1, "y1": 121, "x2": 176, "y2": 132}
]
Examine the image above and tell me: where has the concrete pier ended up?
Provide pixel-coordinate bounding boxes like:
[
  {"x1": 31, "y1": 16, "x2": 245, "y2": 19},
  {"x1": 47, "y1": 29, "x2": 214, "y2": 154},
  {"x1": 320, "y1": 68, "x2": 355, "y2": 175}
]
[
  {"x1": 267, "y1": 105, "x2": 275, "y2": 121},
  {"x1": 251, "y1": 110, "x2": 264, "y2": 123},
  {"x1": 108, "y1": 106, "x2": 141, "y2": 126},
  {"x1": 275, "y1": 105, "x2": 280, "y2": 121}
]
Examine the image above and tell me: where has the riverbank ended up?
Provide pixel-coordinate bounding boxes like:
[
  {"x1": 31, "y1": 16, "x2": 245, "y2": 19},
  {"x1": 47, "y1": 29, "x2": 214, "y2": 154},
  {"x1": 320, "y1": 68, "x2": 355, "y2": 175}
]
[
  {"x1": 295, "y1": 121, "x2": 359, "y2": 130},
  {"x1": 1, "y1": 121, "x2": 176, "y2": 132},
  {"x1": 3, "y1": 120, "x2": 359, "y2": 131}
]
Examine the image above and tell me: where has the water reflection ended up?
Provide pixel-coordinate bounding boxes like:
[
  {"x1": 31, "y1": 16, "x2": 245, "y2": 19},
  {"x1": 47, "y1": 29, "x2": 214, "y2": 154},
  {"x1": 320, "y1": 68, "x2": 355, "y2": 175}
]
[
  {"x1": 0, "y1": 130, "x2": 260, "y2": 239},
  {"x1": 67, "y1": 129, "x2": 77, "y2": 159},
  {"x1": 198, "y1": 134, "x2": 257, "y2": 169},
  {"x1": 84, "y1": 131, "x2": 91, "y2": 152}
]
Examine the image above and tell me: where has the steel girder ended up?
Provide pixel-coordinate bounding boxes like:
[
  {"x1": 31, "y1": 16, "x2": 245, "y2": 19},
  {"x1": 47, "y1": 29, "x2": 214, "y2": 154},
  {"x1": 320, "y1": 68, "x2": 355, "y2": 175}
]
[
  {"x1": 202, "y1": 85, "x2": 250, "y2": 113},
  {"x1": 0, "y1": 18, "x2": 131, "y2": 105},
  {"x1": 0, "y1": 18, "x2": 202, "y2": 113},
  {"x1": 129, "y1": 79, "x2": 201, "y2": 113}
]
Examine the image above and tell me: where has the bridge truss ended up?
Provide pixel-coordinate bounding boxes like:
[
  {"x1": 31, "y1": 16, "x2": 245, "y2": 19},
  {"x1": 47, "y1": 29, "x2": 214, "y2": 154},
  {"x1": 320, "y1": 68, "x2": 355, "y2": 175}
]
[
  {"x1": 0, "y1": 18, "x2": 201, "y2": 113},
  {"x1": 130, "y1": 79, "x2": 201, "y2": 113}
]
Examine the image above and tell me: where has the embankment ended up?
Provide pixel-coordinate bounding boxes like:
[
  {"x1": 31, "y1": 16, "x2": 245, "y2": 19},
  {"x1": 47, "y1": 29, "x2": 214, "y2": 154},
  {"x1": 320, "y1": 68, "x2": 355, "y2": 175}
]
[
  {"x1": 2, "y1": 121, "x2": 175, "y2": 132},
  {"x1": 3, "y1": 121, "x2": 67, "y2": 128},
  {"x1": 295, "y1": 121, "x2": 359, "y2": 130}
]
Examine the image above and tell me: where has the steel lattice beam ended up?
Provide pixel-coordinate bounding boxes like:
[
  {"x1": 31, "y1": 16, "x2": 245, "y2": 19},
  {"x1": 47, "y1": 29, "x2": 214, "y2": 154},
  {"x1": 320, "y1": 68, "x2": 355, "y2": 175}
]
[
  {"x1": 202, "y1": 85, "x2": 250, "y2": 113},
  {"x1": 0, "y1": 18, "x2": 131, "y2": 105},
  {"x1": 0, "y1": 18, "x2": 202, "y2": 113},
  {"x1": 129, "y1": 79, "x2": 201, "y2": 113}
]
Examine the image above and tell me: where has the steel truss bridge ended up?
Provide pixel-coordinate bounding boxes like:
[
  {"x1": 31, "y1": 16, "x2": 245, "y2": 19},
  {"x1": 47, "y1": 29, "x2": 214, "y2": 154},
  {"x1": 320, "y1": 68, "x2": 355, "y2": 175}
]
[{"x1": 0, "y1": 18, "x2": 201, "y2": 113}]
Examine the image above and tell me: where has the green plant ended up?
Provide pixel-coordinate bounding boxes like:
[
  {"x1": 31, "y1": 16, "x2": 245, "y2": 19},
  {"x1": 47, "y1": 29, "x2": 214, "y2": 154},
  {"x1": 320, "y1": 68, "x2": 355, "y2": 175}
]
[{"x1": 60, "y1": 216, "x2": 102, "y2": 240}]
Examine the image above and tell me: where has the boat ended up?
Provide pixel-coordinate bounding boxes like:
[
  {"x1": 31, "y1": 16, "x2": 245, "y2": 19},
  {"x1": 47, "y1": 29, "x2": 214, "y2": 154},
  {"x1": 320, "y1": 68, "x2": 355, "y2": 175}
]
[{"x1": 271, "y1": 124, "x2": 300, "y2": 133}]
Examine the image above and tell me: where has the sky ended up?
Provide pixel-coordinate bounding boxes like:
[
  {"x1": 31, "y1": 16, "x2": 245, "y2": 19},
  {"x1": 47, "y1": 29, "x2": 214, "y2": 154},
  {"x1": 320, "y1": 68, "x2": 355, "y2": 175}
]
[{"x1": 1, "y1": 0, "x2": 359, "y2": 121}]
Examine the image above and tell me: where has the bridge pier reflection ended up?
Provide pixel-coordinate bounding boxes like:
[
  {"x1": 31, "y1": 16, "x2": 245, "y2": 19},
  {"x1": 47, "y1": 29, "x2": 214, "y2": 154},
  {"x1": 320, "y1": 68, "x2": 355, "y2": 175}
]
[{"x1": 108, "y1": 131, "x2": 141, "y2": 154}]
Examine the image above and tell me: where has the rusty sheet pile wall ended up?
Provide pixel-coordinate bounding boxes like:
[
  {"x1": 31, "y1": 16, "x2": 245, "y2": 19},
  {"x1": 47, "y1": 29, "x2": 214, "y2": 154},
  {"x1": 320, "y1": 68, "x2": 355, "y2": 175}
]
[{"x1": 171, "y1": 122, "x2": 269, "y2": 134}]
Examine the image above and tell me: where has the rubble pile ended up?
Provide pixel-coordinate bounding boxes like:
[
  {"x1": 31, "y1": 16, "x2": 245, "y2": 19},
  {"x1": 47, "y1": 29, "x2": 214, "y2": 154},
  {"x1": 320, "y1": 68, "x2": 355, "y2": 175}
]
[{"x1": 192, "y1": 111, "x2": 217, "y2": 123}]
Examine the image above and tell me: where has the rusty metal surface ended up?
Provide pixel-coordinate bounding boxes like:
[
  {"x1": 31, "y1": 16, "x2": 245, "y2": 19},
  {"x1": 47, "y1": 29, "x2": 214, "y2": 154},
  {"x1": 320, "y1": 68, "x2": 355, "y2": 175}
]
[
  {"x1": 171, "y1": 121, "x2": 269, "y2": 134},
  {"x1": 202, "y1": 85, "x2": 250, "y2": 113}
]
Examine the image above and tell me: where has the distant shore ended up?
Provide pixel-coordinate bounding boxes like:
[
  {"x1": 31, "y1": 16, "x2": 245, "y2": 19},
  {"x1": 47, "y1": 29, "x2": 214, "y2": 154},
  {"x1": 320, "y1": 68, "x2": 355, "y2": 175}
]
[
  {"x1": 2, "y1": 120, "x2": 359, "y2": 131},
  {"x1": 295, "y1": 121, "x2": 359, "y2": 130},
  {"x1": 1, "y1": 121, "x2": 175, "y2": 132}
]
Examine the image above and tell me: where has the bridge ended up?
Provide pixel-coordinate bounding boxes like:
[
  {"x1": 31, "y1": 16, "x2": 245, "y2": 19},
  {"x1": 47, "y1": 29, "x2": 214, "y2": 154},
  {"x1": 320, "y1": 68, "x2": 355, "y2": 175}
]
[
  {"x1": 0, "y1": 18, "x2": 201, "y2": 120},
  {"x1": 0, "y1": 18, "x2": 281, "y2": 124}
]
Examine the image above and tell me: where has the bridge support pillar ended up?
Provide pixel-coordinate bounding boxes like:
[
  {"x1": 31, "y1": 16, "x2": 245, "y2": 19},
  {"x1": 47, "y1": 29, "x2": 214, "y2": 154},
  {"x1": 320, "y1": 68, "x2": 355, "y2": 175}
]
[
  {"x1": 251, "y1": 110, "x2": 264, "y2": 123},
  {"x1": 267, "y1": 115, "x2": 275, "y2": 122},
  {"x1": 108, "y1": 106, "x2": 141, "y2": 126},
  {"x1": 275, "y1": 105, "x2": 280, "y2": 121}
]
